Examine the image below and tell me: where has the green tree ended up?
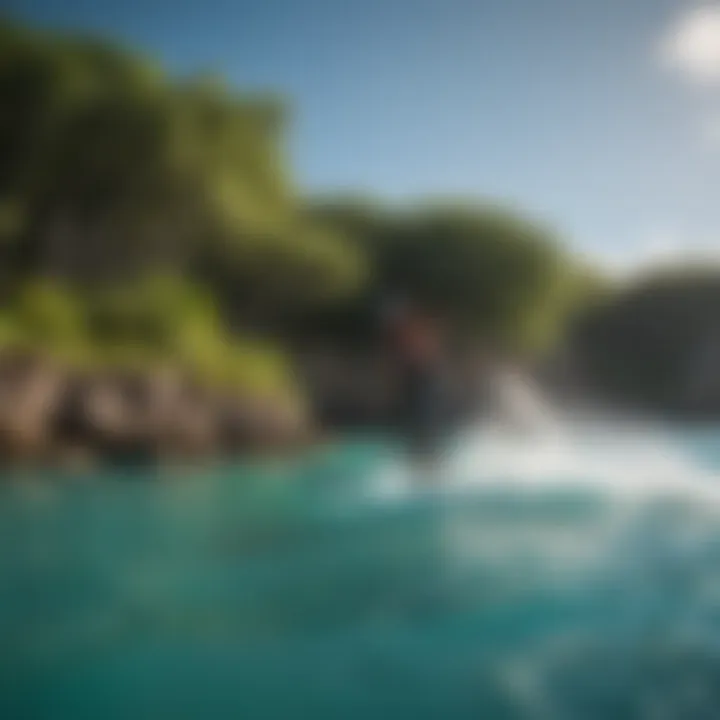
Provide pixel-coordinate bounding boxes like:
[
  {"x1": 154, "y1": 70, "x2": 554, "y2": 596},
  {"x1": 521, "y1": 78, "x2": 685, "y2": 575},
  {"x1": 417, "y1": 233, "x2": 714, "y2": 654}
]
[
  {"x1": 311, "y1": 199, "x2": 575, "y2": 353},
  {"x1": 0, "y1": 20, "x2": 362, "y2": 316}
]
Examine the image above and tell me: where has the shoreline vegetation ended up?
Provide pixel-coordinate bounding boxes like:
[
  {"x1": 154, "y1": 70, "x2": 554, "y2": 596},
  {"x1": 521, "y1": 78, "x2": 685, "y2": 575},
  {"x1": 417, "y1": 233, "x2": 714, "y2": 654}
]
[{"x1": 1, "y1": 18, "x2": 720, "y2": 471}]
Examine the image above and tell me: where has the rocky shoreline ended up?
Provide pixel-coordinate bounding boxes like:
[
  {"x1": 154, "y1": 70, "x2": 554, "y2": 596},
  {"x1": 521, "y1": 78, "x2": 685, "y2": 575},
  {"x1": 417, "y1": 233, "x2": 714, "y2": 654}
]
[
  {"x1": 6, "y1": 338, "x2": 714, "y2": 476},
  {"x1": 0, "y1": 346, "x2": 488, "y2": 474},
  {"x1": 0, "y1": 350, "x2": 313, "y2": 472}
]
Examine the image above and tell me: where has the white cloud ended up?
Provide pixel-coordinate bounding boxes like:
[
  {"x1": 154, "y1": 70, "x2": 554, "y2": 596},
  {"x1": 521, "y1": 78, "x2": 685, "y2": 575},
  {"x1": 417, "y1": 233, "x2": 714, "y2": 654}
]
[{"x1": 661, "y1": 5, "x2": 720, "y2": 83}]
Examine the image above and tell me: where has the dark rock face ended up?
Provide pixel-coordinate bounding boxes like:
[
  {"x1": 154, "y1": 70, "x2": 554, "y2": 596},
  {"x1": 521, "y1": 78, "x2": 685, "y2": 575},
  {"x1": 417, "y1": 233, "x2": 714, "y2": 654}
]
[
  {"x1": 296, "y1": 347, "x2": 492, "y2": 434},
  {"x1": 296, "y1": 348, "x2": 413, "y2": 431},
  {"x1": 0, "y1": 352, "x2": 313, "y2": 471},
  {"x1": 562, "y1": 275, "x2": 720, "y2": 420},
  {"x1": 675, "y1": 331, "x2": 720, "y2": 418},
  {"x1": 549, "y1": 329, "x2": 720, "y2": 421}
]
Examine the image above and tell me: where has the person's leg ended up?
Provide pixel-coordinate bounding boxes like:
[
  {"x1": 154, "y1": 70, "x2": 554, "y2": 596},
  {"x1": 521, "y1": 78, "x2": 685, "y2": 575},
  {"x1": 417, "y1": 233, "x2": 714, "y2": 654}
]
[{"x1": 404, "y1": 367, "x2": 447, "y2": 482}]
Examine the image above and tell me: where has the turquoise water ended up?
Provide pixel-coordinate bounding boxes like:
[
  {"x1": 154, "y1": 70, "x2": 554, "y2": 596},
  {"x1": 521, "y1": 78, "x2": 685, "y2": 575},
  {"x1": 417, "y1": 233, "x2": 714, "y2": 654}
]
[{"x1": 3, "y1": 428, "x2": 720, "y2": 719}]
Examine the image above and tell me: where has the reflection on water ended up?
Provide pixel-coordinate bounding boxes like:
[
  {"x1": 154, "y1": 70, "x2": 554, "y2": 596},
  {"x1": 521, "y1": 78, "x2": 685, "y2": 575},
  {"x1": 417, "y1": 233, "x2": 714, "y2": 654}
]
[{"x1": 2, "y1": 427, "x2": 720, "y2": 719}]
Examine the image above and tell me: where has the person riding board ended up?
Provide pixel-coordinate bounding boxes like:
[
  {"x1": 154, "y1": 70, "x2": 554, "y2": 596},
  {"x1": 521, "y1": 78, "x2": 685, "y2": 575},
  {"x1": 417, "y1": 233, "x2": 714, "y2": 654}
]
[{"x1": 382, "y1": 300, "x2": 448, "y2": 463}]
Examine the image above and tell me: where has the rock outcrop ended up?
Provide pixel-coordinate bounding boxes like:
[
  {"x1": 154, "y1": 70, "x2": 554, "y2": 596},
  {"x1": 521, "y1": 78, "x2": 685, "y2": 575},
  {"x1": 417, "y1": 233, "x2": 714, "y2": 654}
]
[
  {"x1": 0, "y1": 351, "x2": 67, "y2": 462},
  {"x1": 0, "y1": 351, "x2": 313, "y2": 471}
]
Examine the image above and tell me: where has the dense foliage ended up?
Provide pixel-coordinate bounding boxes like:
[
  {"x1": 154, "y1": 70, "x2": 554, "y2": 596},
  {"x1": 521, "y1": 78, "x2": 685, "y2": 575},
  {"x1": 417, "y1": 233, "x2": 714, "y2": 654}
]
[
  {"x1": 0, "y1": 277, "x2": 296, "y2": 398},
  {"x1": 308, "y1": 199, "x2": 591, "y2": 353},
  {"x1": 0, "y1": 18, "x2": 607, "y2": 402},
  {"x1": 0, "y1": 20, "x2": 362, "y2": 307}
]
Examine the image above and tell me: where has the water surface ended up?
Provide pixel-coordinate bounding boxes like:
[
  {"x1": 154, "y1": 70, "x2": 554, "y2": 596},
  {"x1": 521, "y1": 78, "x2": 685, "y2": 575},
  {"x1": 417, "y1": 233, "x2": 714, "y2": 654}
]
[{"x1": 2, "y1": 426, "x2": 720, "y2": 719}]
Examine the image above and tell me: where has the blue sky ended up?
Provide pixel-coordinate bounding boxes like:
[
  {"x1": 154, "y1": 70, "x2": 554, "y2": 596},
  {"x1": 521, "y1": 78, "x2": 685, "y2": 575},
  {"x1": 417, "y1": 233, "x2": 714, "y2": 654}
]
[{"x1": 4, "y1": 0, "x2": 720, "y2": 269}]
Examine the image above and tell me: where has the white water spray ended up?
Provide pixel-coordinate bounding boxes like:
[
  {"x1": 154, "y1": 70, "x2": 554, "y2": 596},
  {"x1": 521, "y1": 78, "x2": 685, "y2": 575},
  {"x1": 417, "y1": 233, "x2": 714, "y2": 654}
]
[{"x1": 375, "y1": 371, "x2": 720, "y2": 501}]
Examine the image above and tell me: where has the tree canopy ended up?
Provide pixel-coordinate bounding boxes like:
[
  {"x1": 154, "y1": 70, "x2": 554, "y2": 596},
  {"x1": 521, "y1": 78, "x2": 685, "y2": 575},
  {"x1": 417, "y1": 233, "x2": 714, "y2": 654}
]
[
  {"x1": 0, "y1": 17, "x2": 595, "y2": 380},
  {"x1": 309, "y1": 199, "x2": 583, "y2": 353},
  {"x1": 0, "y1": 19, "x2": 362, "y2": 313}
]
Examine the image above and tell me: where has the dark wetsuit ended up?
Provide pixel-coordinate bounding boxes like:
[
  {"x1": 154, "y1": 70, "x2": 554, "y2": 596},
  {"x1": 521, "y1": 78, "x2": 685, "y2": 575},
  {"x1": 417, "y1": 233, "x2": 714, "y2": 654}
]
[
  {"x1": 388, "y1": 314, "x2": 446, "y2": 459},
  {"x1": 398, "y1": 356, "x2": 446, "y2": 457}
]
